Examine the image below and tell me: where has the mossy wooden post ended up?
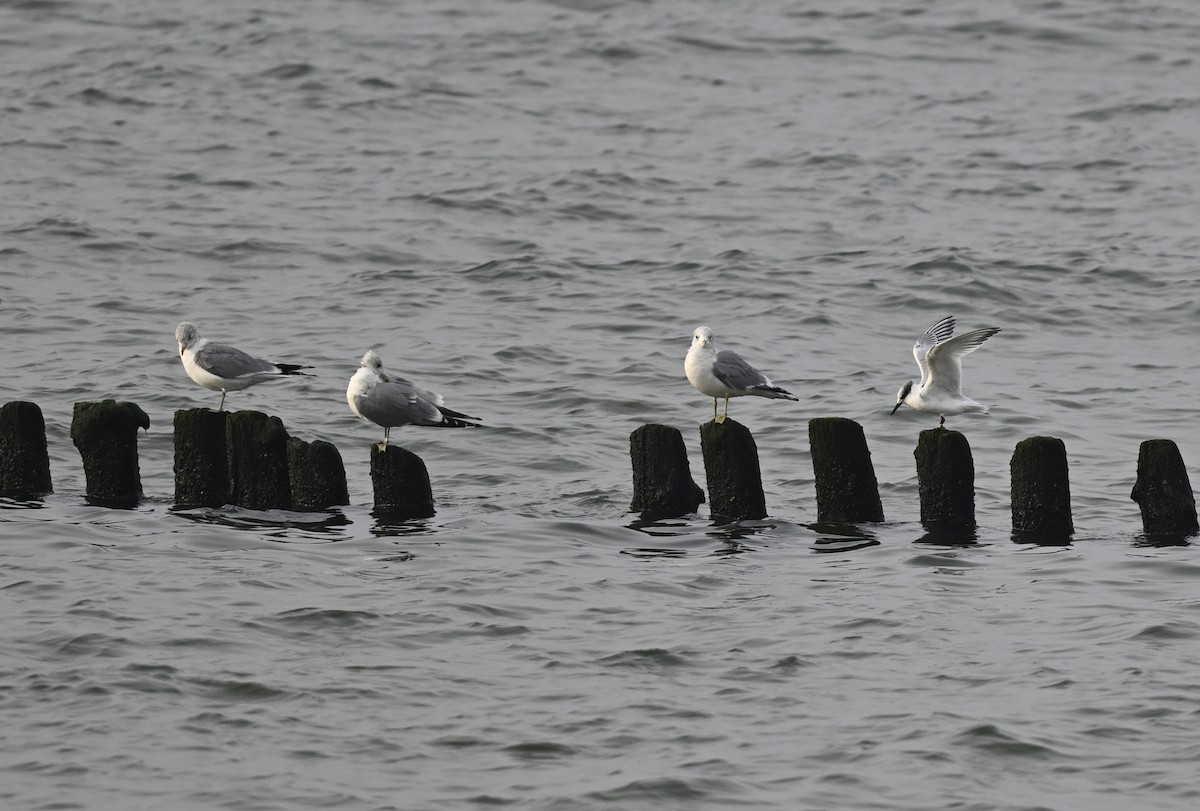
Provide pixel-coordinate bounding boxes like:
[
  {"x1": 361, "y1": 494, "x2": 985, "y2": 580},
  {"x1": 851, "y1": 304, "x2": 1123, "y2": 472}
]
[
  {"x1": 1011, "y1": 436, "x2": 1073, "y2": 540},
  {"x1": 0, "y1": 401, "x2": 52, "y2": 497},
  {"x1": 370, "y1": 445, "x2": 435, "y2": 518},
  {"x1": 173, "y1": 408, "x2": 229, "y2": 508},
  {"x1": 226, "y1": 411, "x2": 291, "y2": 510},
  {"x1": 914, "y1": 428, "x2": 975, "y2": 530},
  {"x1": 1131, "y1": 439, "x2": 1198, "y2": 537},
  {"x1": 288, "y1": 437, "x2": 349, "y2": 510},
  {"x1": 699, "y1": 418, "x2": 766, "y2": 522},
  {"x1": 808, "y1": 417, "x2": 883, "y2": 523},
  {"x1": 70, "y1": 400, "x2": 149, "y2": 508},
  {"x1": 629, "y1": 424, "x2": 704, "y2": 517}
]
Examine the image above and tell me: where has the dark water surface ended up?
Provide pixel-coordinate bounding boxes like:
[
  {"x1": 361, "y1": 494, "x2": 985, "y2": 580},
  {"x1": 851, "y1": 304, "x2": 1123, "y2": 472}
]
[{"x1": 3, "y1": 1, "x2": 1199, "y2": 808}]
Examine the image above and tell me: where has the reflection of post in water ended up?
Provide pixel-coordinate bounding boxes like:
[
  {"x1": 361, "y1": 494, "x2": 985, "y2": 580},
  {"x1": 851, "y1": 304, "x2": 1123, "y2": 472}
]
[
  {"x1": 809, "y1": 522, "x2": 882, "y2": 553},
  {"x1": 1131, "y1": 439, "x2": 1198, "y2": 540},
  {"x1": 0, "y1": 400, "x2": 52, "y2": 498}
]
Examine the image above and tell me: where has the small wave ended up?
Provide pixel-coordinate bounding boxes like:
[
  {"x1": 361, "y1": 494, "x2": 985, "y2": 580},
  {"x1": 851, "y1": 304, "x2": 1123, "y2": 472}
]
[
  {"x1": 597, "y1": 648, "x2": 689, "y2": 670},
  {"x1": 74, "y1": 87, "x2": 153, "y2": 107},
  {"x1": 273, "y1": 607, "x2": 381, "y2": 628},
  {"x1": 1070, "y1": 97, "x2": 1200, "y2": 122},
  {"x1": 259, "y1": 63, "x2": 315, "y2": 81},
  {"x1": 950, "y1": 723, "x2": 1064, "y2": 758},
  {"x1": 503, "y1": 741, "x2": 577, "y2": 760}
]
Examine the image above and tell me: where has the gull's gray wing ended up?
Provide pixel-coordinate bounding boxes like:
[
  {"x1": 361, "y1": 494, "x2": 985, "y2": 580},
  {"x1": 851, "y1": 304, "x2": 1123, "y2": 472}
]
[
  {"x1": 711, "y1": 348, "x2": 771, "y2": 391},
  {"x1": 925, "y1": 327, "x2": 1001, "y2": 397},
  {"x1": 913, "y1": 316, "x2": 956, "y2": 387},
  {"x1": 193, "y1": 342, "x2": 278, "y2": 379},
  {"x1": 355, "y1": 376, "x2": 444, "y2": 428}
]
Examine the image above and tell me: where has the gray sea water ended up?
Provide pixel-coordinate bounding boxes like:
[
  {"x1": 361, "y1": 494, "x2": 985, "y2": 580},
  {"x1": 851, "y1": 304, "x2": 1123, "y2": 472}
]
[{"x1": 3, "y1": 0, "x2": 1200, "y2": 808}]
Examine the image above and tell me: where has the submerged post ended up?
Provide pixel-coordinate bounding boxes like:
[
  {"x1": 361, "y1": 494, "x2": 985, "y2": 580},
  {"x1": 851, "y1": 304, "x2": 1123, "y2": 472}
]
[
  {"x1": 288, "y1": 437, "x2": 350, "y2": 510},
  {"x1": 0, "y1": 401, "x2": 52, "y2": 497},
  {"x1": 226, "y1": 410, "x2": 291, "y2": 510},
  {"x1": 370, "y1": 445, "x2": 435, "y2": 518},
  {"x1": 914, "y1": 428, "x2": 975, "y2": 531},
  {"x1": 71, "y1": 400, "x2": 149, "y2": 508},
  {"x1": 1010, "y1": 436, "x2": 1073, "y2": 541},
  {"x1": 699, "y1": 419, "x2": 766, "y2": 522},
  {"x1": 808, "y1": 417, "x2": 883, "y2": 523},
  {"x1": 629, "y1": 424, "x2": 704, "y2": 517},
  {"x1": 173, "y1": 408, "x2": 229, "y2": 509},
  {"x1": 1131, "y1": 439, "x2": 1198, "y2": 538}
]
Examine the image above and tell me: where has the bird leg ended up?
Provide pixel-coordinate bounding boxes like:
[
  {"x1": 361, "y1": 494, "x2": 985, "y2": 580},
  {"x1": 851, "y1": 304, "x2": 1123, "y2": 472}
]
[
  {"x1": 380, "y1": 427, "x2": 390, "y2": 449},
  {"x1": 938, "y1": 415, "x2": 945, "y2": 428},
  {"x1": 217, "y1": 389, "x2": 227, "y2": 412},
  {"x1": 715, "y1": 397, "x2": 729, "y2": 424}
]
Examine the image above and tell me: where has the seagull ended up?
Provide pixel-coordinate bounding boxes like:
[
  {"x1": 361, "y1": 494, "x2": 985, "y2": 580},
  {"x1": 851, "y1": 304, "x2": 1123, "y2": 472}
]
[
  {"x1": 684, "y1": 325, "x2": 798, "y2": 423},
  {"x1": 347, "y1": 350, "x2": 480, "y2": 447},
  {"x1": 175, "y1": 322, "x2": 312, "y2": 411},
  {"x1": 890, "y1": 316, "x2": 1000, "y2": 427}
]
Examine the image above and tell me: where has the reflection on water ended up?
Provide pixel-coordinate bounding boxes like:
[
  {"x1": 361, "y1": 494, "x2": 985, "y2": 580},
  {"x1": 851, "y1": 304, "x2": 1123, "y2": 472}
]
[
  {"x1": 0, "y1": 497, "x2": 47, "y2": 511},
  {"x1": 1133, "y1": 532, "x2": 1194, "y2": 549},
  {"x1": 1011, "y1": 529, "x2": 1074, "y2": 547},
  {"x1": 808, "y1": 521, "x2": 882, "y2": 554},
  {"x1": 170, "y1": 505, "x2": 353, "y2": 540},
  {"x1": 914, "y1": 524, "x2": 979, "y2": 547},
  {"x1": 370, "y1": 514, "x2": 437, "y2": 538}
]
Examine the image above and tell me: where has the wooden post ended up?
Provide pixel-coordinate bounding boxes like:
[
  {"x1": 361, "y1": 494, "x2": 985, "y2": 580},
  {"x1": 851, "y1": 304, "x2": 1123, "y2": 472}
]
[
  {"x1": 0, "y1": 401, "x2": 52, "y2": 497},
  {"x1": 629, "y1": 424, "x2": 704, "y2": 517},
  {"x1": 226, "y1": 411, "x2": 291, "y2": 510},
  {"x1": 1010, "y1": 436, "x2": 1073, "y2": 541},
  {"x1": 370, "y1": 445, "x2": 435, "y2": 518},
  {"x1": 699, "y1": 419, "x2": 766, "y2": 522},
  {"x1": 808, "y1": 417, "x2": 883, "y2": 523},
  {"x1": 70, "y1": 400, "x2": 149, "y2": 508},
  {"x1": 173, "y1": 408, "x2": 229, "y2": 508},
  {"x1": 914, "y1": 428, "x2": 975, "y2": 531},
  {"x1": 1131, "y1": 439, "x2": 1198, "y2": 538},
  {"x1": 288, "y1": 438, "x2": 350, "y2": 510}
]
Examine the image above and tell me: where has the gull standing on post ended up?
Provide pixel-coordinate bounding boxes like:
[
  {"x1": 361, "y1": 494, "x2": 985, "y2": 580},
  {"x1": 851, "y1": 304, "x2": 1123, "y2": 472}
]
[
  {"x1": 175, "y1": 322, "x2": 312, "y2": 411},
  {"x1": 684, "y1": 325, "x2": 798, "y2": 423},
  {"x1": 347, "y1": 350, "x2": 480, "y2": 447},
  {"x1": 890, "y1": 315, "x2": 1001, "y2": 427}
]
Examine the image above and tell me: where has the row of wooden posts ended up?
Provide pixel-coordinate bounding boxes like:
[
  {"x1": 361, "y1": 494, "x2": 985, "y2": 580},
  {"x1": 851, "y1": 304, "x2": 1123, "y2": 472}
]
[
  {"x1": 2, "y1": 400, "x2": 1198, "y2": 539},
  {"x1": 0, "y1": 400, "x2": 434, "y2": 518},
  {"x1": 630, "y1": 417, "x2": 1199, "y2": 541}
]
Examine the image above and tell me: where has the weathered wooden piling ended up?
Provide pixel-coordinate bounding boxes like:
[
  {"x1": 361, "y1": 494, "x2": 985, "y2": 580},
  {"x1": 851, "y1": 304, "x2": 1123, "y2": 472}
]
[
  {"x1": 699, "y1": 419, "x2": 766, "y2": 522},
  {"x1": 173, "y1": 408, "x2": 229, "y2": 508},
  {"x1": 288, "y1": 437, "x2": 350, "y2": 511},
  {"x1": 0, "y1": 401, "x2": 52, "y2": 497},
  {"x1": 808, "y1": 417, "x2": 884, "y2": 523},
  {"x1": 370, "y1": 445, "x2": 435, "y2": 518},
  {"x1": 1131, "y1": 439, "x2": 1198, "y2": 537},
  {"x1": 914, "y1": 428, "x2": 975, "y2": 530},
  {"x1": 629, "y1": 424, "x2": 704, "y2": 517},
  {"x1": 1010, "y1": 436, "x2": 1073, "y2": 540},
  {"x1": 226, "y1": 410, "x2": 291, "y2": 510},
  {"x1": 71, "y1": 400, "x2": 149, "y2": 508}
]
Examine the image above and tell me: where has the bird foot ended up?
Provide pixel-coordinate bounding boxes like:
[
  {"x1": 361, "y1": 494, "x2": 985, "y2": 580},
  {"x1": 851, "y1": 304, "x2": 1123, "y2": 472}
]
[{"x1": 714, "y1": 415, "x2": 727, "y2": 424}]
